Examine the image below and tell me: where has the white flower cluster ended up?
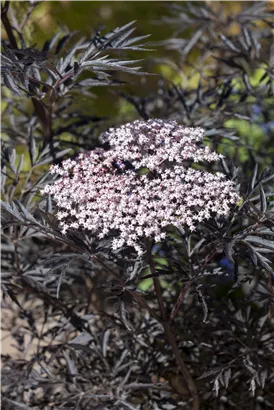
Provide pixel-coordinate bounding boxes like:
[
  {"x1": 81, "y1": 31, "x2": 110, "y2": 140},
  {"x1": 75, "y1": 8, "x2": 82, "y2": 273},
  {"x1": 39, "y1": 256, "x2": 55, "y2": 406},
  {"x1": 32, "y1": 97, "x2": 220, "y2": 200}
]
[
  {"x1": 100, "y1": 119, "x2": 221, "y2": 170},
  {"x1": 42, "y1": 119, "x2": 239, "y2": 255}
]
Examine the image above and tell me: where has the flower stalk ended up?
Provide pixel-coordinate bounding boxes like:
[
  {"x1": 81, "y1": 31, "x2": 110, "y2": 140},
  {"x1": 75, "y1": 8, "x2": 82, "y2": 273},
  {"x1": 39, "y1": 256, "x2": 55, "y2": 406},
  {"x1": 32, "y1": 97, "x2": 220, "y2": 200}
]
[{"x1": 147, "y1": 242, "x2": 200, "y2": 410}]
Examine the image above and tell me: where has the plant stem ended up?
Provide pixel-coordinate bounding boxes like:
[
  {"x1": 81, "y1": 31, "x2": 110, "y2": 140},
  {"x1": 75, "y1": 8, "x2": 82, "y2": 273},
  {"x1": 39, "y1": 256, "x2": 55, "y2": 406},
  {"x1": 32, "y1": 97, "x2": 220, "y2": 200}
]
[
  {"x1": 1, "y1": 2, "x2": 18, "y2": 49},
  {"x1": 1, "y1": 1, "x2": 56, "y2": 161},
  {"x1": 147, "y1": 243, "x2": 200, "y2": 410},
  {"x1": 163, "y1": 319, "x2": 200, "y2": 410}
]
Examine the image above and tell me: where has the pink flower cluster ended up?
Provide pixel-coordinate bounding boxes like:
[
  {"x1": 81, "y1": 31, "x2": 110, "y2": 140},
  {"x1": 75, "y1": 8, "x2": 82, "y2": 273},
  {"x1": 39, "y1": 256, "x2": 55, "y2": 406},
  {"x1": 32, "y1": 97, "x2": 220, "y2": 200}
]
[
  {"x1": 42, "y1": 119, "x2": 239, "y2": 255},
  {"x1": 100, "y1": 119, "x2": 221, "y2": 170}
]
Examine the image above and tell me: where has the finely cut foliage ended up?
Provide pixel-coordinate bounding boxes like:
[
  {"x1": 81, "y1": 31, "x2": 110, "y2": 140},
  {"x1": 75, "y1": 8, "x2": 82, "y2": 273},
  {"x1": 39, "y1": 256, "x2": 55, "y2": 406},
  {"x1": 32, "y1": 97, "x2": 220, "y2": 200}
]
[
  {"x1": 43, "y1": 119, "x2": 239, "y2": 255},
  {"x1": 1, "y1": 2, "x2": 274, "y2": 410}
]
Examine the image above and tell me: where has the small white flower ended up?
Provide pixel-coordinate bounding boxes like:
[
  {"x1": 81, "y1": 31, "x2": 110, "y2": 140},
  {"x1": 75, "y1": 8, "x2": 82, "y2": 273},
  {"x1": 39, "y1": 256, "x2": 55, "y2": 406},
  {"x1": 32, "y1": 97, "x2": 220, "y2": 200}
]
[{"x1": 42, "y1": 119, "x2": 239, "y2": 255}]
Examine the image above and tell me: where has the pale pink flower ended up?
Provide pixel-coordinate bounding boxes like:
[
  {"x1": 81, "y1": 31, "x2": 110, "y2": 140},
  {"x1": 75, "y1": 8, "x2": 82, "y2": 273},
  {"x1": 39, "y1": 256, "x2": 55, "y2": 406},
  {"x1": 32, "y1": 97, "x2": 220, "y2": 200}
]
[{"x1": 42, "y1": 119, "x2": 239, "y2": 255}]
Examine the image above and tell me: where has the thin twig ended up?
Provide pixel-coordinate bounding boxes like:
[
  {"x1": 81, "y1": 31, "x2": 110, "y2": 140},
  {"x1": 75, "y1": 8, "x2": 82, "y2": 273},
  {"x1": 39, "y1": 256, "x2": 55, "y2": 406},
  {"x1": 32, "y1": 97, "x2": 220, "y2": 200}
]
[
  {"x1": 1, "y1": 2, "x2": 18, "y2": 49},
  {"x1": 1, "y1": 1, "x2": 54, "y2": 155}
]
